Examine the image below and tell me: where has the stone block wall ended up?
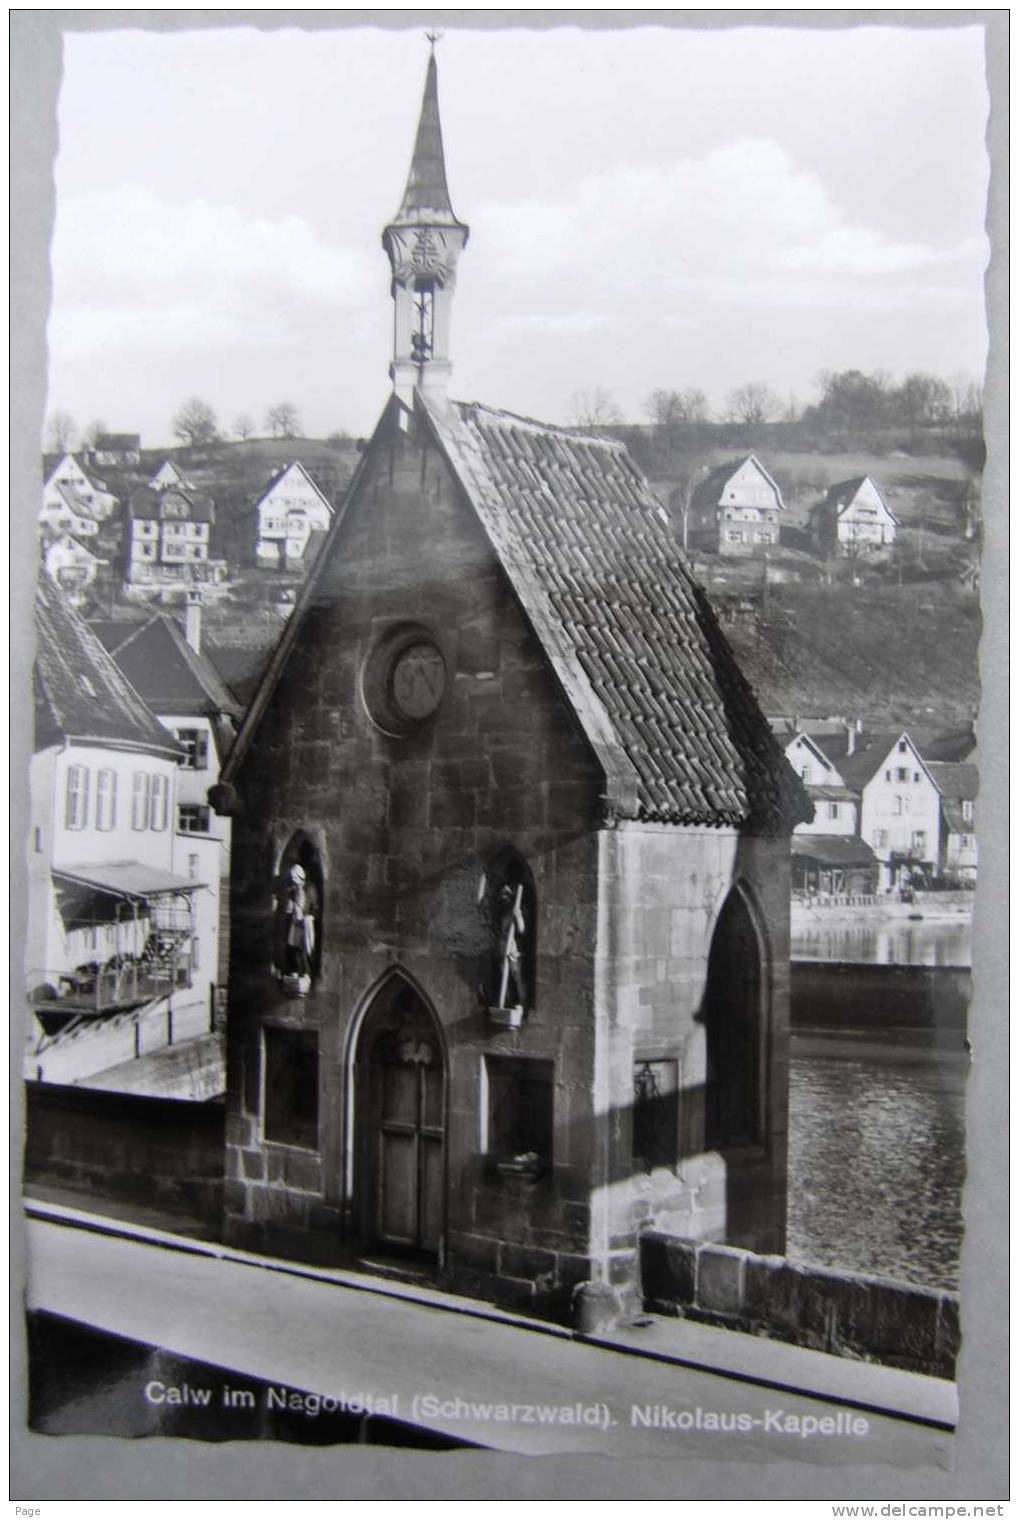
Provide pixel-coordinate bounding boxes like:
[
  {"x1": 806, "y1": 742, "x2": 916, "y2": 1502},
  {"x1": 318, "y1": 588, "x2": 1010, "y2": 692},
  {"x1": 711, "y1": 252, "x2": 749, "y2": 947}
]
[
  {"x1": 223, "y1": 420, "x2": 613, "y2": 1305},
  {"x1": 596, "y1": 826, "x2": 792, "y2": 1260},
  {"x1": 641, "y1": 1232, "x2": 959, "y2": 1379}
]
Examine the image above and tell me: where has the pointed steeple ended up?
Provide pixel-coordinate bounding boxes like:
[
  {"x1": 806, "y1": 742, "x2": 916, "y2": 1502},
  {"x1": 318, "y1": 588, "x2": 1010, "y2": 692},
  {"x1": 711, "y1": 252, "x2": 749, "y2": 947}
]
[
  {"x1": 392, "y1": 51, "x2": 461, "y2": 227},
  {"x1": 383, "y1": 43, "x2": 470, "y2": 406}
]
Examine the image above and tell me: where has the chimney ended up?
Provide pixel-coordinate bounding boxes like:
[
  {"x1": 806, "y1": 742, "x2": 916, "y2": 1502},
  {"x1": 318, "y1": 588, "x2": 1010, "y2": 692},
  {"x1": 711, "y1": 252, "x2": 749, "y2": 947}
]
[
  {"x1": 845, "y1": 720, "x2": 856, "y2": 756},
  {"x1": 185, "y1": 589, "x2": 203, "y2": 654}
]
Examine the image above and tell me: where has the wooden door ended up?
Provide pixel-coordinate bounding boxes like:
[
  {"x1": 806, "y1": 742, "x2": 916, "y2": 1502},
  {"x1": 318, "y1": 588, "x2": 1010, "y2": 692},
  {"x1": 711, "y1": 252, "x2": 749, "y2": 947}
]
[{"x1": 358, "y1": 983, "x2": 445, "y2": 1257}]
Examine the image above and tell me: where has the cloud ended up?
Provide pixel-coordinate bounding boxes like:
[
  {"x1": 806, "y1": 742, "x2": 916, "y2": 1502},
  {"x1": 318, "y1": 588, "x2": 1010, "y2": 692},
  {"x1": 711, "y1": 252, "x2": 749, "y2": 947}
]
[
  {"x1": 49, "y1": 186, "x2": 374, "y2": 361},
  {"x1": 473, "y1": 137, "x2": 987, "y2": 314}
]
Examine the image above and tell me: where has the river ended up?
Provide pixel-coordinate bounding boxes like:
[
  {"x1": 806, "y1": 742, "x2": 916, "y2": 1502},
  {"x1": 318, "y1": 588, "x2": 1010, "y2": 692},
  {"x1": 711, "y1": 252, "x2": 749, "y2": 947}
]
[{"x1": 791, "y1": 916, "x2": 972, "y2": 967}]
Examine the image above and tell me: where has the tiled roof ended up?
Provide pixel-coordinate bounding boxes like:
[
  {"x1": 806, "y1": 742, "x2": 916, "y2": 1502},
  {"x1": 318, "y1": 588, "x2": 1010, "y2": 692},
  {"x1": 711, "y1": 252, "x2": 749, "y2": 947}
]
[
  {"x1": 821, "y1": 475, "x2": 899, "y2": 526},
  {"x1": 34, "y1": 577, "x2": 181, "y2": 757},
  {"x1": 941, "y1": 801, "x2": 977, "y2": 835},
  {"x1": 98, "y1": 614, "x2": 243, "y2": 721},
  {"x1": 805, "y1": 783, "x2": 858, "y2": 802},
  {"x1": 926, "y1": 761, "x2": 979, "y2": 802},
  {"x1": 94, "y1": 433, "x2": 141, "y2": 451},
  {"x1": 422, "y1": 397, "x2": 810, "y2": 829}
]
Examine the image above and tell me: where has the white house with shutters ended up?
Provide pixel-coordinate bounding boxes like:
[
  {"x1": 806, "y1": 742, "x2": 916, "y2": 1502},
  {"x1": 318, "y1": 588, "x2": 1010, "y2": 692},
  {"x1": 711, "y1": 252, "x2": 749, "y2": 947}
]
[
  {"x1": 855, "y1": 732, "x2": 943, "y2": 889},
  {"x1": 27, "y1": 578, "x2": 216, "y2": 1091},
  {"x1": 688, "y1": 454, "x2": 784, "y2": 557},
  {"x1": 253, "y1": 461, "x2": 333, "y2": 569},
  {"x1": 41, "y1": 454, "x2": 119, "y2": 525},
  {"x1": 811, "y1": 475, "x2": 899, "y2": 558}
]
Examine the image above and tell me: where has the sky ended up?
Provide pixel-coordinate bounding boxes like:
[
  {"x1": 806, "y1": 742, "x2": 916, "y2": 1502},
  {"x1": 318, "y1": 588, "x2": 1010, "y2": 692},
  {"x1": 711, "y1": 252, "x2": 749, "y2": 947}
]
[{"x1": 45, "y1": 21, "x2": 990, "y2": 446}]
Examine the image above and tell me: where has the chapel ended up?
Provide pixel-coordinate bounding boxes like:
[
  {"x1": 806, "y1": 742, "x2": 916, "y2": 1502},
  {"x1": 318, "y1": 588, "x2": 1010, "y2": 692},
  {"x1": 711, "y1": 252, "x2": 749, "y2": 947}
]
[{"x1": 215, "y1": 50, "x2": 810, "y2": 1322}]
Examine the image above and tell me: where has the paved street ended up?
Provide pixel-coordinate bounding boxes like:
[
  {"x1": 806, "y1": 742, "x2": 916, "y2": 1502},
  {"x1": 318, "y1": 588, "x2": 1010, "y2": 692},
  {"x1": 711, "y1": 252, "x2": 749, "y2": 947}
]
[{"x1": 25, "y1": 1213, "x2": 952, "y2": 1466}]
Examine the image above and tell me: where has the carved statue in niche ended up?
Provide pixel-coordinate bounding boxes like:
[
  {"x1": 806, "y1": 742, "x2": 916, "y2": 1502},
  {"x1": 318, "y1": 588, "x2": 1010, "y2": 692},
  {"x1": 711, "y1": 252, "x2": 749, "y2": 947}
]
[
  {"x1": 272, "y1": 859, "x2": 319, "y2": 998},
  {"x1": 478, "y1": 855, "x2": 535, "y2": 1025}
]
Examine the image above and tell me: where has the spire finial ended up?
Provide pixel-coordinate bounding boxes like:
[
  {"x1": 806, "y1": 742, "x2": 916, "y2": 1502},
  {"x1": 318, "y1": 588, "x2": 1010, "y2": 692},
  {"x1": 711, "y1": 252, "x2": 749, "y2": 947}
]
[{"x1": 426, "y1": 28, "x2": 443, "y2": 52}]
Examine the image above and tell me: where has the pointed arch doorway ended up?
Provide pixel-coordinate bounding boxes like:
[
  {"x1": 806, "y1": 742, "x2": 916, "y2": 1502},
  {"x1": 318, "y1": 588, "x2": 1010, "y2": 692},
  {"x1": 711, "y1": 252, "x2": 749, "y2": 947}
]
[{"x1": 353, "y1": 975, "x2": 446, "y2": 1260}]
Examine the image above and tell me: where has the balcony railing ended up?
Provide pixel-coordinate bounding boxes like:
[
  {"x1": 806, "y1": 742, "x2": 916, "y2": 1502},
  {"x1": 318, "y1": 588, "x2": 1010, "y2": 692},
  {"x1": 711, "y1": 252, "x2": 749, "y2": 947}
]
[{"x1": 29, "y1": 956, "x2": 192, "y2": 1016}]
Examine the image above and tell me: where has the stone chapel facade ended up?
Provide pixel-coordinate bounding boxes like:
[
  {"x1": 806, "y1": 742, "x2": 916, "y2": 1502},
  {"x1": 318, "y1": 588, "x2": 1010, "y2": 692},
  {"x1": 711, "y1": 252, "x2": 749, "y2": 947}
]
[{"x1": 215, "y1": 53, "x2": 810, "y2": 1323}]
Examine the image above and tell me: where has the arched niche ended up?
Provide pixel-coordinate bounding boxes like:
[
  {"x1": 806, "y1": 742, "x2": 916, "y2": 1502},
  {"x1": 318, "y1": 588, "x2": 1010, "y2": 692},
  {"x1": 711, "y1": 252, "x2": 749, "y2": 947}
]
[
  {"x1": 478, "y1": 846, "x2": 537, "y2": 1014},
  {"x1": 704, "y1": 884, "x2": 768, "y2": 1149},
  {"x1": 272, "y1": 831, "x2": 324, "y2": 989}
]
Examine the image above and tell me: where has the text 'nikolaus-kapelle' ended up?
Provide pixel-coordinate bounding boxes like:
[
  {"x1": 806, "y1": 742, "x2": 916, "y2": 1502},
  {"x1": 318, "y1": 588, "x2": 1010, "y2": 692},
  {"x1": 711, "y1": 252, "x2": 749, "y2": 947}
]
[{"x1": 631, "y1": 1405, "x2": 870, "y2": 1438}]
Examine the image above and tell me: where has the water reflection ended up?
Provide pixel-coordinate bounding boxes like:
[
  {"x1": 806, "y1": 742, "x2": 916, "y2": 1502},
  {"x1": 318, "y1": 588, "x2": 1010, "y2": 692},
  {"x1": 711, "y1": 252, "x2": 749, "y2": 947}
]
[
  {"x1": 787, "y1": 1050, "x2": 965, "y2": 1291},
  {"x1": 791, "y1": 918, "x2": 972, "y2": 967}
]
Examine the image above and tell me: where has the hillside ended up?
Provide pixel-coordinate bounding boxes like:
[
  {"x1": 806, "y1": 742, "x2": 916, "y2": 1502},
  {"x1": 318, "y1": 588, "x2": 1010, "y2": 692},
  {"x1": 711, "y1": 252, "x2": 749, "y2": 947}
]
[{"x1": 64, "y1": 432, "x2": 981, "y2": 733}]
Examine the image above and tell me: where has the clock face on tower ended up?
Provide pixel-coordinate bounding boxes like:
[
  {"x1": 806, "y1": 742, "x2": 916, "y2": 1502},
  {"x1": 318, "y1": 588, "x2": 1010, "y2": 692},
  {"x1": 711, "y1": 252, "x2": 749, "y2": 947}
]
[{"x1": 389, "y1": 641, "x2": 446, "y2": 720}]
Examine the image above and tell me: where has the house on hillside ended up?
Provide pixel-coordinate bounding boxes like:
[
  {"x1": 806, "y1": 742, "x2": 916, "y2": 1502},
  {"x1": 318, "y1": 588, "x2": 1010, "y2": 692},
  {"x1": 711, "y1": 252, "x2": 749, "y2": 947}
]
[
  {"x1": 212, "y1": 53, "x2": 810, "y2": 1322},
  {"x1": 810, "y1": 475, "x2": 898, "y2": 559},
  {"x1": 94, "y1": 595, "x2": 243, "y2": 988},
  {"x1": 27, "y1": 578, "x2": 214, "y2": 1092},
  {"x1": 89, "y1": 433, "x2": 142, "y2": 468},
  {"x1": 926, "y1": 761, "x2": 979, "y2": 884},
  {"x1": 41, "y1": 454, "x2": 119, "y2": 534},
  {"x1": 782, "y1": 729, "x2": 876, "y2": 896},
  {"x1": 688, "y1": 455, "x2": 784, "y2": 557},
  {"x1": 125, "y1": 484, "x2": 228, "y2": 594},
  {"x1": 41, "y1": 534, "x2": 108, "y2": 607},
  {"x1": 253, "y1": 462, "x2": 333, "y2": 569},
  {"x1": 149, "y1": 460, "x2": 194, "y2": 492}
]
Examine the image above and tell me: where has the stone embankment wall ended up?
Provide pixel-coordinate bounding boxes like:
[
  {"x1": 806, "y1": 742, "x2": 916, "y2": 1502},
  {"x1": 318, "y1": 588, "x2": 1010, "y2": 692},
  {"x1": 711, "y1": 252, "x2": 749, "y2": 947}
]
[
  {"x1": 641, "y1": 1232, "x2": 959, "y2": 1379},
  {"x1": 23, "y1": 1081, "x2": 225, "y2": 1226}
]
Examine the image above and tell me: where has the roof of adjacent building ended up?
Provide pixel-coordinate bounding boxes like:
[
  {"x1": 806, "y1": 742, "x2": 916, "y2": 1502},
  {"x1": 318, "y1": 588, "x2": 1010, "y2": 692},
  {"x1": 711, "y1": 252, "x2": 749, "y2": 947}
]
[
  {"x1": 422, "y1": 398, "x2": 809, "y2": 828},
  {"x1": 55, "y1": 862, "x2": 203, "y2": 898},
  {"x1": 128, "y1": 484, "x2": 215, "y2": 522},
  {"x1": 805, "y1": 782, "x2": 858, "y2": 803},
  {"x1": 926, "y1": 761, "x2": 979, "y2": 802},
  {"x1": 93, "y1": 433, "x2": 141, "y2": 451},
  {"x1": 790, "y1": 834, "x2": 878, "y2": 867},
  {"x1": 389, "y1": 51, "x2": 465, "y2": 229},
  {"x1": 34, "y1": 577, "x2": 181, "y2": 757},
  {"x1": 96, "y1": 614, "x2": 243, "y2": 722},
  {"x1": 691, "y1": 454, "x2": 783, "y2": 513},
  {"x1": 49, "y1": 482, "x2": 98, "y2": 520}
]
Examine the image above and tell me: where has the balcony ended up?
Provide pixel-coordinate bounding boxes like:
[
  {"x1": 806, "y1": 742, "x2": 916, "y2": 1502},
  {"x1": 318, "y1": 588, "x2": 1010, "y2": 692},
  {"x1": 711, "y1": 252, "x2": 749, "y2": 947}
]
[{"x1": 30, "y1": 950, "x2": 193, "y2": 1018}]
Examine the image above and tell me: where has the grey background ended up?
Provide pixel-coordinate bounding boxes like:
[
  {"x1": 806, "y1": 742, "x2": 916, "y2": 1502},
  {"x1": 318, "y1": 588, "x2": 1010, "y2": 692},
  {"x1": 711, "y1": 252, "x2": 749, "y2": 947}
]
[{"x1": 10, "y1": 8, "x2": 1009, "y2": 1502}]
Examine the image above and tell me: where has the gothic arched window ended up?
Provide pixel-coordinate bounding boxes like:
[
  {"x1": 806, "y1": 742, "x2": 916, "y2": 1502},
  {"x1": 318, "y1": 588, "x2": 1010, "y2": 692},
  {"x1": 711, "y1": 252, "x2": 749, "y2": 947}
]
[{"x1": 704, "y1": 886, "x2": 765, "y2": 1148}]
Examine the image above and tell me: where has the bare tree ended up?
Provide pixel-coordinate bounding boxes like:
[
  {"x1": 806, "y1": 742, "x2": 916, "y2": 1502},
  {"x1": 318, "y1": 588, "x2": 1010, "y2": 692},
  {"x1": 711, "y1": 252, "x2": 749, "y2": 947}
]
[
  {"x1": 726, "y1": 382, "x2": 781, "y2": 427},
  {"x1": 233, "y1": 413, "x2": 256, "y2": 441},
  {"x1": 45, "y1": 410, "x2": 77, "y2": 453},
  {"x1": 264, "y1": 402, "x2": 302, "y2": 439},
  {"x1": 645, "y1": 387, "x2": 710, "y2": 431},
  {"x1": 172, "y1": 398, "x2": 219, "y2": 448},
  {"x1": 569, "y1": 387, "x2": 623, "y2": 429},
  {"x1": 82, "y1": 419, "x2": 108, "y2": 451}
]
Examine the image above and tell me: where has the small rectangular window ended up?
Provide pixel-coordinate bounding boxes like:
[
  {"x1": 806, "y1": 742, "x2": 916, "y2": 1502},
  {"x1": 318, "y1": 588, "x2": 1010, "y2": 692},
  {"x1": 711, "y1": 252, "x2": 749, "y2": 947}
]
[
  {"x1": 484, "y1": 1056, "x2": 554, "y2": 1168},
  {"x1": 872, "y1": 829, "x2": 887, "y2": 848},
  {"x1": 827, "y1": 802, "x2": 839, "y2": 821},
  {"x1": 892, "y1": 796, "x2": 903, "y2": 816},
  {"x1": 178, "y1": 804, "x2": 211, "y2": 834},
  {"x1": 65, "y1": 764, "x2": 89, "y2": 830},
  {"x1": 96, "y1": 768, "x2": 117, "y2": 831},
  {"x1": 912, "y1": 830, "x2": 927, "y2": 852},
  {"x1": 131, "y1": 772, "x2": 150, "y2": 830},
  {"x1": 633, "y1": 1058, "x2": 679, "y2": 1173},
  {"x1": 176, "y1": 728, "x2": 209, "y2": 770},
  {"x1": 895, "y1": 767, "x2": 909, "y2": 782},
  {"x1": 962, "y1": 800, "x2": 974, "y2": 821},
  {"x1": 263, "y1": 1028, "x2": 319, "y2": 1150}
]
